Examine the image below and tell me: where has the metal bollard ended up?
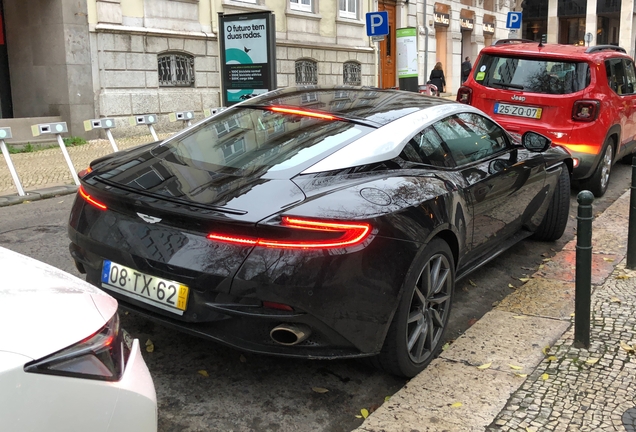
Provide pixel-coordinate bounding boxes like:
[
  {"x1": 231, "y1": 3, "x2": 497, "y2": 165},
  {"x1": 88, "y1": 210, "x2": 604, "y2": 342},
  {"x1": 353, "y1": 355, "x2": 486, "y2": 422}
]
[
  {"x1": 31, "y1": 122, "x2": 79, "y2": 185},
  {"x1": 0, "y1": 127, "x2": 26, "y2": 196},
  {"x1": 169, "y1": 111, "x2": 194, "y2": 128},
  {"x1": 574, "y1": 190, "x2": 594, "y2": 349},
  {"x1": 626, "y1": 155, "x2": 636, "y2": 269},
  {"x1": 129, "y1": 114, "x2": 159, "y2": 141},
  {"x1": 84, "y1": 118, "x2": 118, "y2": 152}
]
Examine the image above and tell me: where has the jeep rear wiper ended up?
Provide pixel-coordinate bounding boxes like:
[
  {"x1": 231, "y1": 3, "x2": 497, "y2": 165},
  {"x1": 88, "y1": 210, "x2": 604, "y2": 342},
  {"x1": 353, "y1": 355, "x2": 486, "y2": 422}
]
[{"x1": 491, "y1": 82, "x2": 525, "y2": 90}]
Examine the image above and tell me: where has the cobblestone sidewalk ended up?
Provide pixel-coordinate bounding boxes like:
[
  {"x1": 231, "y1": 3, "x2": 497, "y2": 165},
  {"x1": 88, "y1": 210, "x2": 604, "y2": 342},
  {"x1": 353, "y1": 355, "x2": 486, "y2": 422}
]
[{"x1": 489, "y1": 261, "x2": 636, "y2": 432}]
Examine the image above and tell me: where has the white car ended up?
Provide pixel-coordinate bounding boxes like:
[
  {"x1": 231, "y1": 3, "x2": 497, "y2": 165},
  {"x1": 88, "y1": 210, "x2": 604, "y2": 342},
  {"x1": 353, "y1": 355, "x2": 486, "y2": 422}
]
[{"x1": 0, "y1": 247, "x2": 157, "y2": 432}]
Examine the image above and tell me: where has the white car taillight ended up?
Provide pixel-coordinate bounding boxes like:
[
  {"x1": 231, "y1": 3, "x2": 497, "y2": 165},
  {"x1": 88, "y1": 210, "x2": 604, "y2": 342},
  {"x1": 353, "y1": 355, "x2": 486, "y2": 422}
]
[{"x1": 24, "y1": 314, "x2": 128, "y2": 382}]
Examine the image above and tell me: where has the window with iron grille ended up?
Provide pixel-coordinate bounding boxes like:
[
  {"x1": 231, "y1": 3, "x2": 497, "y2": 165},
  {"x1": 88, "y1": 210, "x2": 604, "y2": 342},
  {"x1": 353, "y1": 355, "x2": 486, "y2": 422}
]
[
  {"x1": 158, "y1": 53, "x2": 195, "y2": 87},
  {"x1": 343, "y1": 62, "x2": 361, "y2": 85},
  {"x1": 295, "y1": 59, "x2": 318, "y2": 85}
]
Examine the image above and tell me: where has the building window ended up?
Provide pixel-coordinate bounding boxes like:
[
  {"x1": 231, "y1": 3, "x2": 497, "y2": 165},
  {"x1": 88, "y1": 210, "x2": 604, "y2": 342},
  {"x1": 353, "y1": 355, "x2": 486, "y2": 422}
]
[
  {"x1": 158, "y1": 53, "x2": 195, "y2": 87},
  {"x1": 339, "y1": 0, "x2": 357, "y2": 19},
  {"x1": 295, "y1": 59, "x2": 318, "y2": 85},
  {"x1": 343, "y1": 62, "x2": 361, "y2": 85},
  {"x1": 290, "y1": 0, "x2": 312, "y2": 12}
]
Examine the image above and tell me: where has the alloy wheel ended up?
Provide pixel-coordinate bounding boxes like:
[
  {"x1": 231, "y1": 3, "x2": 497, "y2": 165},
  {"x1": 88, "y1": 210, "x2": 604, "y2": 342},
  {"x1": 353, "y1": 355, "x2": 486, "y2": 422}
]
[
  {"x1": 406, "y1": 253, "x2": 452, "y2": 364},
  {"x1": 600, "y1": 145, "x2": 613, "y2": 191}
]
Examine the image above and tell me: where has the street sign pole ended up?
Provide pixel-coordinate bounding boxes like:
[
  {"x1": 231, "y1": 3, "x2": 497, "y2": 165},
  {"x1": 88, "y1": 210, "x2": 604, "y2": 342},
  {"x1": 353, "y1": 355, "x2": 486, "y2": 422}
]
[{"x1": 366, "y1": 11, "x2": 389, "y2": 89}]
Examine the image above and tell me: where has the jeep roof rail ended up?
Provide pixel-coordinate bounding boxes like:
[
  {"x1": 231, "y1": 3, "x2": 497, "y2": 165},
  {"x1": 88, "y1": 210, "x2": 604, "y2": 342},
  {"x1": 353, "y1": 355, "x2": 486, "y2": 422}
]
[
  {"x1": 494, "y1": 38, "x2": 535, "y2": 45},
  {"x1": 585, "y1": 45, "x2": 627, "y2": 54}
]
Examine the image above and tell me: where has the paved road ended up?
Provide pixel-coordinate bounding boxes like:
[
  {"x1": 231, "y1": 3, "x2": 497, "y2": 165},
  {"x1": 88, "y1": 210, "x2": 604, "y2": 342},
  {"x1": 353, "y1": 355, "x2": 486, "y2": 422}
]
[{"x1": 0, "y1": 164, "x2": 631, "y2": 432}]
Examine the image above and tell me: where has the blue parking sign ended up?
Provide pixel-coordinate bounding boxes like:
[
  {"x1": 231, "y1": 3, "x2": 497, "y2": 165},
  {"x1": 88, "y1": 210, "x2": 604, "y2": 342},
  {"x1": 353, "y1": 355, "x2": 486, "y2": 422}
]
[
  {"x1": 366, "y1": 11, "x2": 389, "y2": 37},
  {"x1": 506, "y1": 12, "x2": 522, "y2": 29}
]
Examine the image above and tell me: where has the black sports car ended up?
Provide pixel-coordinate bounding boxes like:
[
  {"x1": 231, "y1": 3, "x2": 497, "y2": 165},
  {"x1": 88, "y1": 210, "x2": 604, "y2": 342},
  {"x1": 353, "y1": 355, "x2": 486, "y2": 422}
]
[{"x1": 68, "y1": 87, "x2": 571, "y2": 377}]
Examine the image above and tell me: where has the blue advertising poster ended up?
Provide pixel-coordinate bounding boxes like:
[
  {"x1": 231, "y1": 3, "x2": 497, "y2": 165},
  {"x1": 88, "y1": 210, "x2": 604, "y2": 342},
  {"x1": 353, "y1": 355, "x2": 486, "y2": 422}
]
[{"x1": 219, "y1": 12, "x2": 277, "y2": 105}]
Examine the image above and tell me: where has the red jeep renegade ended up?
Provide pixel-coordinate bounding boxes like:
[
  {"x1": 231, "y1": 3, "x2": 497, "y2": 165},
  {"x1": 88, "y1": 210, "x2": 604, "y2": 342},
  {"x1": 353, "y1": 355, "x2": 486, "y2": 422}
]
[{"x1": 457, "y1": 40, "x2": 636, "y2": 196}]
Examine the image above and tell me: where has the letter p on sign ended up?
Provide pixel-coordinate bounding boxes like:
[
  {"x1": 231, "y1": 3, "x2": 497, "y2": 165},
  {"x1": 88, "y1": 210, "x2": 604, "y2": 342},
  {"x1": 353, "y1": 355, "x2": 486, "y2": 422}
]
[
  {"x1": 366, "y1": 11, "x2": 389, "y2": 37},
  {"x1": 506, "y1": 12, "x2": 522, "y2": 29}
]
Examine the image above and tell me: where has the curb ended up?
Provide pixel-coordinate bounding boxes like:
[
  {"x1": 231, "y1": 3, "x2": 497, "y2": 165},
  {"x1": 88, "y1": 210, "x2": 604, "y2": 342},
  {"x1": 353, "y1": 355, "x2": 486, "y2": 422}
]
[
  {"x1": 356, "y1": 190, "x2": 632, "y2": 431},
  {"x1": 0, "y1": 185, "x2": 78, "y2": 207}
]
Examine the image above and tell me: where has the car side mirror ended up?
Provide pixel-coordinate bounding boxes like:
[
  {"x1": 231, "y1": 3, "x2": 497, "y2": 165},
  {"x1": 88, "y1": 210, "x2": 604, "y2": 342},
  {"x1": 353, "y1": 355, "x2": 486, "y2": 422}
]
[{"x1": 522, "y1": 131, "x2": 552, "y2": 152}]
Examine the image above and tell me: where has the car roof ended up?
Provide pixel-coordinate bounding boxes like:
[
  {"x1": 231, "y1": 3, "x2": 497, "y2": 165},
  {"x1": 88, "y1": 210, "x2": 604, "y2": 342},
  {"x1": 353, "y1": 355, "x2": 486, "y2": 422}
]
[
  {"x1": 480, "y1": 42, "x2": 631, "y2": 62},
  {"x1": 240, "y1": 86, "x2": 456, "y2": 126}
]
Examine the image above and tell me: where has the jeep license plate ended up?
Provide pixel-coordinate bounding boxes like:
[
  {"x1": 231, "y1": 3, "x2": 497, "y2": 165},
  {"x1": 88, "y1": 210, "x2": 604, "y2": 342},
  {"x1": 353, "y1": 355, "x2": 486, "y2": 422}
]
[{"x1": 494, "y1": 103, "x2": 542, "y2": 119}]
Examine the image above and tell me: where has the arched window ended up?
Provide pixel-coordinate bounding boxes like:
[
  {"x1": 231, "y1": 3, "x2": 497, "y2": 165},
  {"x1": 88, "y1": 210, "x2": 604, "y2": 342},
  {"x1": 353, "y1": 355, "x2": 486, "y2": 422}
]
[
  {"x1": 295, "y1": 59, "x2": 318, "y2": 85},
  {"x1": 158, "y1": 52, "x2": 195, "y2": 87},
  {"x1": 343, "y1": 61, "x2": 361, "y2": 85}
]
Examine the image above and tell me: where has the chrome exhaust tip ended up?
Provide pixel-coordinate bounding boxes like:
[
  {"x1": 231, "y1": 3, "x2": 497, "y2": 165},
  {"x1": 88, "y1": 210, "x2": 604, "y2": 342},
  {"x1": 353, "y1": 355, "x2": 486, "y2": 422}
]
[{"x1": 270, "y1": 323, "x2": 311, "y2": 346}]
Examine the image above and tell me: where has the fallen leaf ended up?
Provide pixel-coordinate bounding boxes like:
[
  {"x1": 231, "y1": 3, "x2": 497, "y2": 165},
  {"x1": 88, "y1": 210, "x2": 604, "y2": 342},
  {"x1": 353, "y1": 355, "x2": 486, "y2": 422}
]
[
  {"x1": 542, "y1": 346, "x2": 550, "y2": 355},
  {"x1": 586, "y1": 358, "x2": 599, "y2": 365},
  {"x1": 312, "y1": 387, "x2": 329, "y2": 394},
  {"x1": 542, "y1": 258, "x2": 552, "y2": 262},
  {"x1": 355, "y1": 415, "x2": 362, "y2": 419},
  {"x1": 603, "y1": 258, "x2": 615, "y2": 262},
  {"x1": 620, "y1": 341, "x2": 635, "y2": 353},
  {"x1": 512, "y1": 315, "x2": 526, "y2": 319},
  {"x1": 492, "y1": 301, "x2": 500, "y2": 307},
  {"x1": 508, "y1": 283, "x2": 516, "y2": 289},
  {"x1": 610, "y1": 297, "x2": 622, "y2": 304},
  {"x1": 570, "y1": 313, "x2": 575, "y2": 317},
  {"x1": 616, "y1": 275, "x2": 630, "y2": 280},
  {"x1": 467, "y1": 318, "x2": 478, "y2": 326},
  {"x1": 469, "y1": 279, "x2": 477, "y2": 287},
  {"x1": 538, "y1": 264, "x2": 544, "y2": 270},
  {"x1": 198, "y1": 370, "x2": 209, "y2": 377},
  {"x1": 384, "y1": 396, "x2": 391, "y2": 402},
  {"x1": 361, "y1": 408, "x2": 369, "y2": 419},
  {"x1": 541, "y1": 252, "x2": 550, "y2": 257},
  {"x1": 145, "y1": 339, "x2": 154, "y2": 353},
  {"x1": 239, "y1": 354, "x2": 247, "y2": 363},
  {"x1": 124, "y1": 311, "x2": 129, "y2": 315},
  {"x1": 509, "y1": 364, "x2": 523, "y2": 370},
  {"x1": 519, "y1": 277, "x2": 530, "y2": 282},
  {"x1": 541, "y1": 373, "x2": 549, "y2": 380},
  {"x1": 514, "y1": 373, "x2": 528, "y2": 378},
  {"x1": 450, "y1": 402, "x2": 463, "y2": 408},
  {"x1": 477, "y1": 362, "x2": 492, "y2": 370},
  {"x1": 442, "y1": 342, "x2": 450, "y2": 351},
  {"x1": 547, "y1": 356, "x2": 558, "y2": 361}
]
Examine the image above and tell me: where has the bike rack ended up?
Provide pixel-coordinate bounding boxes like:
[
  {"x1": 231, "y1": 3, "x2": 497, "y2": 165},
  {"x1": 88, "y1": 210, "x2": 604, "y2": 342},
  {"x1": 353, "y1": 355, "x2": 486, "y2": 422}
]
[
  {"x1": 129, "y1": 114, "x2": 159, "y2": 141},
  {"x1": 31, "y1": 121, "x2": 79, "y2": 185},
  {"x1": 0, "y1": 127, "x2": 26, "y2": 196},
  {"x1": 85, "y1": 118, "x2": 118, "y2": 152}
]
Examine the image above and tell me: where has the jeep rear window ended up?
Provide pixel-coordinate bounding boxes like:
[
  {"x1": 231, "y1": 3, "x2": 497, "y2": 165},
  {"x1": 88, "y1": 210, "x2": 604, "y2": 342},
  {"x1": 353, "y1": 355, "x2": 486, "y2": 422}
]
[{"x1": 475, "y1": 54, "x2": 591, "y2": 94}]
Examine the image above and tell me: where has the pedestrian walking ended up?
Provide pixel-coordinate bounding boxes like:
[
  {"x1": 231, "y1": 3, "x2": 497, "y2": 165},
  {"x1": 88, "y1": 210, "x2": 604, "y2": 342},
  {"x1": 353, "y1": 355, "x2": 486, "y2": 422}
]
[
  {"x1": 428, "y1": 62, "x2": 446, "y2": 96},
  {"x1": 461, "y1": 56, "x2": 472, "y2": 83}
]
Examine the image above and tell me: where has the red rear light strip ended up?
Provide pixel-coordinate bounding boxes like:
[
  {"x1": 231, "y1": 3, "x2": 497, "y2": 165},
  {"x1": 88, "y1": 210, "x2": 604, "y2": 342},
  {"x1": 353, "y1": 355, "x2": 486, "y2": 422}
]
[
  {"x1": 269, "y1": 106, "x2": 338, "y2": 121},
  {"x1": 207, "y1": 217, "x2": 372, "y2": 250},
  {"x1": 79, "y1": 185, "x2": 108, "y2": 210}
]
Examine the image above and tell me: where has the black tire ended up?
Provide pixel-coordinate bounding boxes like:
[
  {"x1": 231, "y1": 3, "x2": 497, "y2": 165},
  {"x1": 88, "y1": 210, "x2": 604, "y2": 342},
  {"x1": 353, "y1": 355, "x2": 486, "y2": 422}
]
[
  {"x1": 581, "y1": 140, "x2": 614, "y2": 197},
  {"x1": 532, "y1": 164, "x2": 570, "y2": 241},
  {"x1": 375, "y1": 238, "x2": 455, "y2": 378}
]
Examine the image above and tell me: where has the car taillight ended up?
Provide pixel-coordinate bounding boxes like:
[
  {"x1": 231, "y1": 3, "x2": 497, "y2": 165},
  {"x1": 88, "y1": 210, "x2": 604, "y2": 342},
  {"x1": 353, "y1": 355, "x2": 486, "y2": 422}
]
[
  {"x1": 78, "y1": 167, "x2": 93, "y2": 178},
  {"x1": 572, "y1": 100, "x2": 600, "y2": 122},
  {"x1": 456, "y1": 86, "x2": 472, "y2": 104},
  {"x1": 207, "y1": 216, "x2": 373, "y2": 249},
  {"x1": 79, "y1": 185, "x2": 107, "y2": 210},
  {"x1": 24, "y1": 314, "x2": 127, "y2": 382}
]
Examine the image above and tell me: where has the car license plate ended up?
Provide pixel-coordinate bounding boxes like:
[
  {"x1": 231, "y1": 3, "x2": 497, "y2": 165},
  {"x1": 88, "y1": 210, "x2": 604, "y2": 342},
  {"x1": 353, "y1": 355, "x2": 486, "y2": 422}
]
[
  {"x1": 101, "y1": 260, "x2": 189, "y2": 315},
  {"x1": 494, "y1": 103, "x2": 542, "y2": 119}
]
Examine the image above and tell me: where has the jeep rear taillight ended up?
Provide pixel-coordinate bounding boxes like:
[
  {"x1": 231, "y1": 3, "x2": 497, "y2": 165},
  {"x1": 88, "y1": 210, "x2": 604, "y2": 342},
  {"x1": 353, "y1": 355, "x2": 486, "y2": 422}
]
[
  {"x1": 572, "y1": 100, "x2": 600, "y2": 122},
  {"x1": 456, "y1": 87, "x2": 472, "y2": 104}
]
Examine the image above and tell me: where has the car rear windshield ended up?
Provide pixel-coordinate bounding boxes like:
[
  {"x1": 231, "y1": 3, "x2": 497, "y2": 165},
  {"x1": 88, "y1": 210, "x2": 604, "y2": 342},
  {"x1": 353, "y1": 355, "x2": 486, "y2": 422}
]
[
  {"x1": 153, "y1": 107, "x2": 373, "y2": 174},
  {"x1": 474, "y1": 54, "x2": 591, "y2": 94}
]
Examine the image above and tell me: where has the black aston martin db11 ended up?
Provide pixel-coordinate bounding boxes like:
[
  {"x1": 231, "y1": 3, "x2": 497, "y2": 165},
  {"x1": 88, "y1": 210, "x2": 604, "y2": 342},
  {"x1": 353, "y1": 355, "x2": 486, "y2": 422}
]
[{"x1": 68, "y1": 87, "x2": 571, "y2": 377}]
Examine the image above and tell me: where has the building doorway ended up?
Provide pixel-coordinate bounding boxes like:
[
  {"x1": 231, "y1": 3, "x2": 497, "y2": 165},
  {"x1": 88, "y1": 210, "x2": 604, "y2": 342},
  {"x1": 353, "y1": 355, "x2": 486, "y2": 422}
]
[
  {"x1": 378, "y1": 0, "x2": 396, "y2": 88},
  {"x1": 0, "y1": 0, "x2": 12, "y2": 118}
]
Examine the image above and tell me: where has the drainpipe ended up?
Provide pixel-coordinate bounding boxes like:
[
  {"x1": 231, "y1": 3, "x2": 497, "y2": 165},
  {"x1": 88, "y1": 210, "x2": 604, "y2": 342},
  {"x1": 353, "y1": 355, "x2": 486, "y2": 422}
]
[{"x1": 422, "y1": 0, "x2": 429, "y2": 83}]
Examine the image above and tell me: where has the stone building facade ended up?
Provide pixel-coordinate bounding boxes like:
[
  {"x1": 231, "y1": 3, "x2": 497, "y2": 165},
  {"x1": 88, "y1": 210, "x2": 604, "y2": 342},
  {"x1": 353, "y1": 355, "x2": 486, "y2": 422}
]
[{"x1": 0, "y1": 0, "x2": 516, "y2": 139}]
